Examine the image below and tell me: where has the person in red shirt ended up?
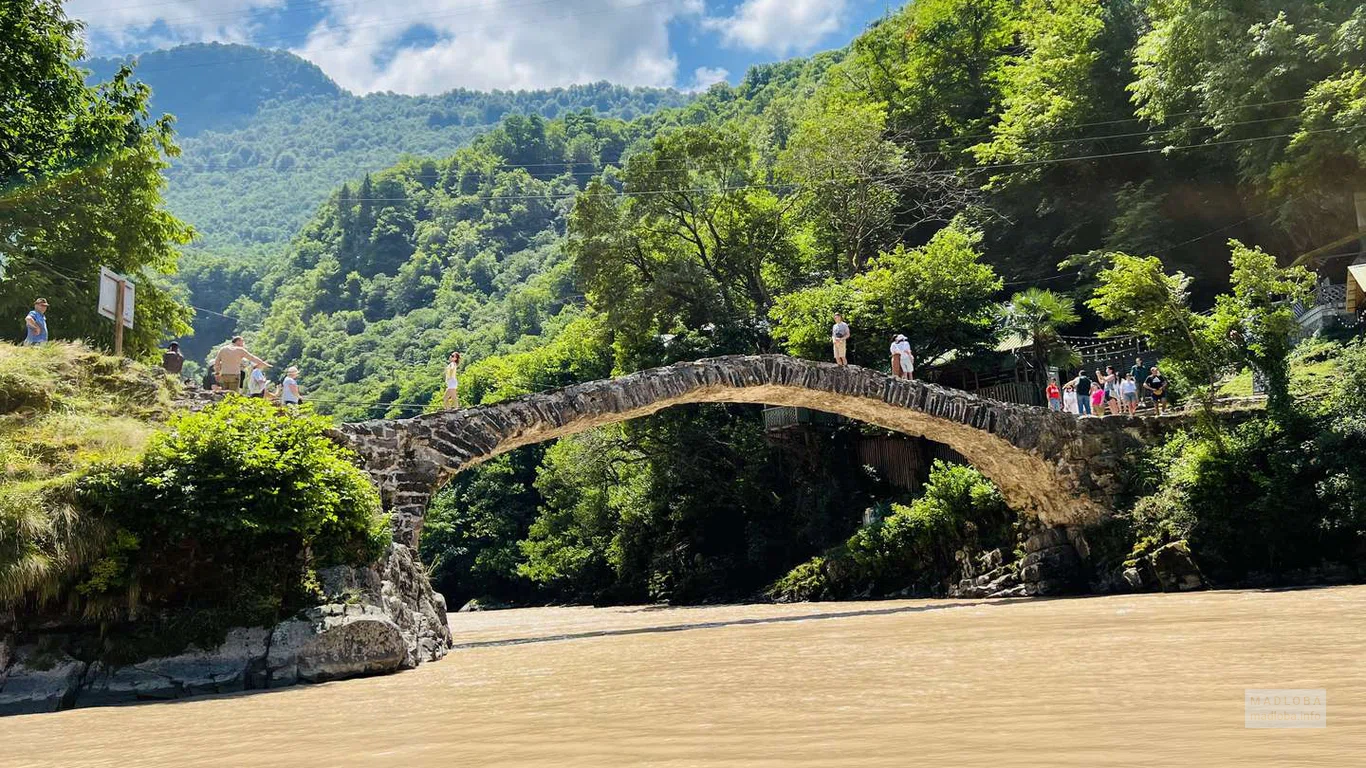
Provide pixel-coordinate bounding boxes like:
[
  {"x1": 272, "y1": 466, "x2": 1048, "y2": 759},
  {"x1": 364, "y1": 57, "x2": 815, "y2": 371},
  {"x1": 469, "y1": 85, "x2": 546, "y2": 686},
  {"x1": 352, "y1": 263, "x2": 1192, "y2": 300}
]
[{"x1": 1046, "y1": 378, "x2": 1062, "y2": 411}]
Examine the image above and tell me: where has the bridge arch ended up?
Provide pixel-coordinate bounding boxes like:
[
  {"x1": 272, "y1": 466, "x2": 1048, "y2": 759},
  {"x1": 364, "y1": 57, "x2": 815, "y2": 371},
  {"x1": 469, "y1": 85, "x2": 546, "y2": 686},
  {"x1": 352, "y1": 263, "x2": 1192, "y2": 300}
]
[{"x1": 338, "y1": 355, "x2": 1155, "y2": 547}]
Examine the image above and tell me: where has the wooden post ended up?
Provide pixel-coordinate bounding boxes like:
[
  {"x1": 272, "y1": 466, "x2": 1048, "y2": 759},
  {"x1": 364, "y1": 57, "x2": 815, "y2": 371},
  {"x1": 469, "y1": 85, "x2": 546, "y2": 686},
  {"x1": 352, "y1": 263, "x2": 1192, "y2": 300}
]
[{"x1": 112, "y1": 277, "x2": 126, "y2": 357}]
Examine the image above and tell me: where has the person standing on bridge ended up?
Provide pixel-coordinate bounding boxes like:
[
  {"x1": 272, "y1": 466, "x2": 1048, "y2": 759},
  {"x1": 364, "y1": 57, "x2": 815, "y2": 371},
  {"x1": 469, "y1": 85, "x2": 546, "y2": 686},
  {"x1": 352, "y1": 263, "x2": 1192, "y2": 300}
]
[
  {"x1": 1062, "y1": 383, "x2": 1078, "y2": 414},
  {"x1": 213, "y1": 336, "x2": 268, "y2": 393},
  {"x1": 1065, "y1": 369, "x2": 1093, "y2": 416},
  {"x1": 889, "y1": 334, "x2": 913, "y2": 379},
  {"x1": 832, "y1": 313, "x2": 851, "y2": 367},
  {"x1": 443, "y1": 351, "x2": 461, "y2": 409},
  {"x1": 1121, "y1": 373, "x2": 1139, "y2": 416},
  {"x1": 1144, "y1": 366, "x2": 1168, "y2": 415},
  {"x1": 1046, "y1": 378, "x2": 1062, "y2": 411}
]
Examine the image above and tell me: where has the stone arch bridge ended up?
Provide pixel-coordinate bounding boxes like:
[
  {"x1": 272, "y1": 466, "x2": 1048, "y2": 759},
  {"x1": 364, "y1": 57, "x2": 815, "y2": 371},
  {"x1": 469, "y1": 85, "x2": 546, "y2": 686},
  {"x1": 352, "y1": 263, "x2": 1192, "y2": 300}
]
[{"x1": 336, "y1": 355, "x2": 1182, "y2": 547}]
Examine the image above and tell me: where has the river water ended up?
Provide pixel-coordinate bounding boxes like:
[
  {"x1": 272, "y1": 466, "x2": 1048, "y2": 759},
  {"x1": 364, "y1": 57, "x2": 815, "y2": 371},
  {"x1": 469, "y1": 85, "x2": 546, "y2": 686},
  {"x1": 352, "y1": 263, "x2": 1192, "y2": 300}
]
[{"x1": 3, "y1": 587, "x2": 1363, "y2": 766}]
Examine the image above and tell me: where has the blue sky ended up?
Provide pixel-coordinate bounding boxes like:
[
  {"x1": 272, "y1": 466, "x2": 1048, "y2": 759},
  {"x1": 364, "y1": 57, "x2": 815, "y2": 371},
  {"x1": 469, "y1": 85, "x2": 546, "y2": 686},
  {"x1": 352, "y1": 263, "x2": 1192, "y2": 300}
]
[{"x1": 69, "y1": 0, "x2": 904, "y2": 94}]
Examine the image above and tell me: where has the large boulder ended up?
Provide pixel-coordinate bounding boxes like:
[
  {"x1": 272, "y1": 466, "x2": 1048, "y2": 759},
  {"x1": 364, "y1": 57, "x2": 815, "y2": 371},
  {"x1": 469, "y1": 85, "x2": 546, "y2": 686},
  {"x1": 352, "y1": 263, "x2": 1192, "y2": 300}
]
[
  {"x1": 315, "y1": 543, "x2": 453, "y2": 667},
  {"x1": 267, "y1": 606, "x2": 407, "y2": 686},
  {"x1": 1150, "y1": 541, "x2": 1204, "y2": 591},
  {"x1": 0, "y1": 646, "x2": 87, "y2": 715}
]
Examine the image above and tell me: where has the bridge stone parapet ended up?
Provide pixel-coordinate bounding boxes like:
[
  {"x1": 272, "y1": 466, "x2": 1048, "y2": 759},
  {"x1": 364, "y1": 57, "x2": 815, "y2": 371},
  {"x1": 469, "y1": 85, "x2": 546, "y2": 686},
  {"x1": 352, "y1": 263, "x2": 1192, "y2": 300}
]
[{"x1": 337, "y1": 355, "x2": 1187, "y2": 547}]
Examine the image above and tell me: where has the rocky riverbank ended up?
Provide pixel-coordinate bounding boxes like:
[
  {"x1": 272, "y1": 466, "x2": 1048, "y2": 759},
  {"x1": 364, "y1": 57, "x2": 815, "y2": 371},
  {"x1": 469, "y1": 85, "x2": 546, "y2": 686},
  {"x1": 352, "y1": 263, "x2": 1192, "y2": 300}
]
[{"x1": 0, "y1": 543, "x2": 452, "y2": 716}]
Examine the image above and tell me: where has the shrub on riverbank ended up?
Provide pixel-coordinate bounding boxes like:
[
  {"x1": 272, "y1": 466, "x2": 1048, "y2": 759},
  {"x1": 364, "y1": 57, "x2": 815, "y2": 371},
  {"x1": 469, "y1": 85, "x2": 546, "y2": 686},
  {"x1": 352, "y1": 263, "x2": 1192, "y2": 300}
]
[
  {"x1": 1, "y1": 345, "x2": 388, "y2": 658},
  {"x1": 1121, "y1": 339, "x2": 1366, "y2": 583},
  {"x1": 769, "y1": 462, "x2": 1014, "y2": 601}
]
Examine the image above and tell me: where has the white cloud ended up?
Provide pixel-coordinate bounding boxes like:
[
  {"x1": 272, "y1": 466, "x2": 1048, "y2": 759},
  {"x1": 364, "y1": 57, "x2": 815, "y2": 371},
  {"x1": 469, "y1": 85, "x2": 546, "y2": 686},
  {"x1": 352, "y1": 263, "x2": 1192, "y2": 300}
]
[
  {"x1": 291, "y1": 0, "x2": 704, "y2": 94},
  {"x1": 688, "y1": 66, "x2": 729, "y2": 91},
  {"x1": 704, "y1": 0, "x2": 847, "y2": 55},
  {"x1": 68, "y1": 0, "x2": 285, "y2": 49}
]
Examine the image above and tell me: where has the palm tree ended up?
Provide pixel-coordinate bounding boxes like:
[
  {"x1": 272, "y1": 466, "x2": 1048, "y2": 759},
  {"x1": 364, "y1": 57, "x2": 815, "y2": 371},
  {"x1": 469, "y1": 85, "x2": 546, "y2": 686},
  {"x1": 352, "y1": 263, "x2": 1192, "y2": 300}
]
[{"x1": 999, "y1": 288, "x2": 1080, "y2": 389}]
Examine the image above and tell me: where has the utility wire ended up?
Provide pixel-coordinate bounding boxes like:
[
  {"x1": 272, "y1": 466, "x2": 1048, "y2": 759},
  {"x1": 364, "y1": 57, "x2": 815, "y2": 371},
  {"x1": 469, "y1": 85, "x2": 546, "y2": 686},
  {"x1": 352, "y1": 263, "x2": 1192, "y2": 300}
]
[
  {"x1": 167, "y1": 107, "x2": 1320, "y2": 175},
  {"x1": 201, "y1": 123, "x2": 1364, "y2": 202}
]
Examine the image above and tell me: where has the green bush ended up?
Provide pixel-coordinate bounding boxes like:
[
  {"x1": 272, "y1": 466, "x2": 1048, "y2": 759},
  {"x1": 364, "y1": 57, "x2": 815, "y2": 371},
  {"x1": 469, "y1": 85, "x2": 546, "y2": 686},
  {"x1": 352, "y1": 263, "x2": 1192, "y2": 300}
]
[
  {"x1": 1124, "y1": 339, "x2": 1366, "y2": 581},
  {"x1": 63, "y1": 397, "x2": 389, "y2": 636},
  {"x1": 770, "y1": 462, "x2": 1013, "y2": 601}
]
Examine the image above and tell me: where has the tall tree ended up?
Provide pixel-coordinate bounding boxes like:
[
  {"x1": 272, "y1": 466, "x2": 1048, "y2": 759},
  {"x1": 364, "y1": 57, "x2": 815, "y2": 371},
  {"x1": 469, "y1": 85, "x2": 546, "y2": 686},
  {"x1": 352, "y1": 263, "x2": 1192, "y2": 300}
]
[
  {"x1": 998, "y1": 288, "x2": 1080, "y2": 388},
  {"x1": 568, "y1": 126, "x2": 801, "y2": 367},
  {"x1": 771, "y1": 223, "x2": 1002, "y2": 366},
  {"x1": 0, "y1": 0, "x2": 192, "y2": 355},
  {"x1": 1131, "y1": 0, "x2": 1366, "y2": 250}
]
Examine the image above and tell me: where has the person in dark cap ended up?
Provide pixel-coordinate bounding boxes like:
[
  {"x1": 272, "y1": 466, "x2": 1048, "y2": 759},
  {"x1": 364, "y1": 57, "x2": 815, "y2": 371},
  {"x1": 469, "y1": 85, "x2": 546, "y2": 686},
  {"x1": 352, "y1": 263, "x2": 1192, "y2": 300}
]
[{"x1": 23, "y1": 298, "x2": 48, "y2": 345}]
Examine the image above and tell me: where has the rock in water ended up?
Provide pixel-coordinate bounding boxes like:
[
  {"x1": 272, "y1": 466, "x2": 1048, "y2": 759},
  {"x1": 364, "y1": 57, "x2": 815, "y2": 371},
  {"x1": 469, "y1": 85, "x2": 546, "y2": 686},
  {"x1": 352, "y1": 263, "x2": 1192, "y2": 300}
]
[{"x1": 0, "y1": 543, "x2": 454, "y2": 715}]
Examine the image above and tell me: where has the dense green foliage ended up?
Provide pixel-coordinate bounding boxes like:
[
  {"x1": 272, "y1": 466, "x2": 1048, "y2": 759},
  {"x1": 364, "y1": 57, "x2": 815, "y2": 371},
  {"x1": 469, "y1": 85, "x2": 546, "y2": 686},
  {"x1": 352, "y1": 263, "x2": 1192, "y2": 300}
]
[
  {"x1": 423, "y1": 409, "x2": 886, "y2": 608},
  {"x1": 1125, "y1": 340, "x2": 1366, "y2": 583},
  {"x1": 1, "y1": 1, "x2": 192, "y2": 356},
  {"x1": 0, "y1": 344, "x2": 387, "y2": 644},
  {"x1": 75, "y1": 398, "x2": 388, "y2": 620},
  {"x1": 1, "y1": 355, "x2": 388, "y2": 655},
  {"x1": 213, "y1": 0, "x2": 1366, "y2": 603},
  {"x1": 769, "y1": 462, "x2": 1014, "y2": 601}
]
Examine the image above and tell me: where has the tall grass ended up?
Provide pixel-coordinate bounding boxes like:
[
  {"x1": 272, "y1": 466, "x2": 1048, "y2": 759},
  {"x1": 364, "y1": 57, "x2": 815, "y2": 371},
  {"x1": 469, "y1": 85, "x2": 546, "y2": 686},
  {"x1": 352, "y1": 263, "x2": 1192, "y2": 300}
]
[{"x1": 0, "y1": 342, "x2": 176, "y2": 612}]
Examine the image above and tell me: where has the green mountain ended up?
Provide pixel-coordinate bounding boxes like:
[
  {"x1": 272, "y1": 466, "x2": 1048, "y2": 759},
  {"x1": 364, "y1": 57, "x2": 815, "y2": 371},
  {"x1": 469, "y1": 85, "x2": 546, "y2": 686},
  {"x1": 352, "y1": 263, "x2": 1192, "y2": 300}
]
[
  {"x1": 86, "y1": 44, "x2": 694, "y2": 251},
  {"x1": 84, "y1": 43, "x2": 343, "y2": 137}
]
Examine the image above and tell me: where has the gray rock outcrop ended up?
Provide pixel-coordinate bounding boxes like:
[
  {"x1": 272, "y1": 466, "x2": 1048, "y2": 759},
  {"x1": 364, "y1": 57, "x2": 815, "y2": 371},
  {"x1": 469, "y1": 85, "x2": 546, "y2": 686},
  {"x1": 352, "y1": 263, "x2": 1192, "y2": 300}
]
[{"x1": 0, "y1": 543, "x2": 452, "y2": 716}]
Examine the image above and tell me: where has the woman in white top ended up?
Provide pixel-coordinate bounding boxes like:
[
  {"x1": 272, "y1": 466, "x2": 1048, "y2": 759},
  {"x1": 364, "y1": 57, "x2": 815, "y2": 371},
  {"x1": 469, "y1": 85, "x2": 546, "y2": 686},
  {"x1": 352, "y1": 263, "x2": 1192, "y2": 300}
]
[
  {"x1": 889, "y1": 334, "x2": 914, "y2": 380},
  {"x1": 248, "y1": 362, "x2": 269, "y2": 398},
  {"x1": 1063, "y1": 384, "x2": 1079, "y2": 415},
  {"x1": 281, "y1": 366, "x2": 302, "y2": 405},
  {"x1": 443, "y1": 351, "x2": 461, "y2": 409}
]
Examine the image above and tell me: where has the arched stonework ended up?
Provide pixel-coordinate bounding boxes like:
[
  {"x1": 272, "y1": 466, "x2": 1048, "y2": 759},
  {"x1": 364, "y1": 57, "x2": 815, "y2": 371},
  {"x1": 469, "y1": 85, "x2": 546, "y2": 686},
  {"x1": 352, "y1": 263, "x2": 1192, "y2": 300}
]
[{"x1": 336, "y1": 355, "x2": 1169, "y2": 547}]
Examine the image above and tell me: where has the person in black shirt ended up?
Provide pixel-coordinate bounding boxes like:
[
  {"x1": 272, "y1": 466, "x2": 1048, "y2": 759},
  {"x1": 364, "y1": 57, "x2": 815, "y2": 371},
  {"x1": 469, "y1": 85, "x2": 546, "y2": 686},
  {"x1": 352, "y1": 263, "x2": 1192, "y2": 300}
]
[
  {"x1": 1065, "y1": 369, "x2": 1094, "y2": 416},
  {"x1": 160, "y1": 342, "x2": 185, "y2": 376},
  {"x1": 1143, "y1": 367, "x2": 1168, "y2": 414}
]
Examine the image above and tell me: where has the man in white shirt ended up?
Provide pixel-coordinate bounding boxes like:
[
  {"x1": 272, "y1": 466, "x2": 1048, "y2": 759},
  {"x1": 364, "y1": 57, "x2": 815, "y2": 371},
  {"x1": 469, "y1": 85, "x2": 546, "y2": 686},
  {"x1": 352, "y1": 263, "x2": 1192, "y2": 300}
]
[
  {"x1": 831, "y1": 313, "x2": 850, "y2": 366},
  {"x1": 889, "y1": 334, "x2": 914, "y2": 379}
]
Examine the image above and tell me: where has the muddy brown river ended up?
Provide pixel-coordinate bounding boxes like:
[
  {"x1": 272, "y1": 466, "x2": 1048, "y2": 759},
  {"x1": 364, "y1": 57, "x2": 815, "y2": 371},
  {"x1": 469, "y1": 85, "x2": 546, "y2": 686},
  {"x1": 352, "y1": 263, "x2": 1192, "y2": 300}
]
[{"x1": 3, "y1": 587, "x2": 1364, "y2": 766}]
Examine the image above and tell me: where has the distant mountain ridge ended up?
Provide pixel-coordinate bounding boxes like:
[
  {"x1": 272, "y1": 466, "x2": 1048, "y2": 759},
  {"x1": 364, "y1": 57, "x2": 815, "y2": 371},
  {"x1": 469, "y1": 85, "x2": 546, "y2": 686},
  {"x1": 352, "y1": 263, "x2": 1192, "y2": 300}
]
[
  {"x1": 84, "y1": 43, "x2": 344, "y2": 137},
  {"x1": 83, "y1": 43, "x2": 695, "y2": 250}
]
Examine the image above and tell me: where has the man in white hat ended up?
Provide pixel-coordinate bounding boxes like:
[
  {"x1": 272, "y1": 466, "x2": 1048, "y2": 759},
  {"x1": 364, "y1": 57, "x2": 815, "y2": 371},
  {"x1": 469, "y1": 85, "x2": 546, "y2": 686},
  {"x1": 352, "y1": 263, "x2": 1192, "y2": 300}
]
[
  {"x1": 890, "y1": 334, "x2": 914, "y2": 380},
  {"x1": 281, "y1": 366, "x2": 302, "y2": 405}
]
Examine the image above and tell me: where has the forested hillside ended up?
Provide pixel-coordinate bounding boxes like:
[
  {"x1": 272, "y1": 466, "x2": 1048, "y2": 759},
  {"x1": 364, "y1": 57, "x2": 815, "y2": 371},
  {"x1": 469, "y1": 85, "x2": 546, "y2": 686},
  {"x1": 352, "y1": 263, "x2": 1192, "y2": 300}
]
[
  {"x1": 86, "y1": 44, "x2": 693, "y2": 250},
  {"x1": 205, "y1": 0, "x2": 1366, "y2": 606},
  {"x1": 84, "y1": 43, "x2": 343, "y2": 137}
]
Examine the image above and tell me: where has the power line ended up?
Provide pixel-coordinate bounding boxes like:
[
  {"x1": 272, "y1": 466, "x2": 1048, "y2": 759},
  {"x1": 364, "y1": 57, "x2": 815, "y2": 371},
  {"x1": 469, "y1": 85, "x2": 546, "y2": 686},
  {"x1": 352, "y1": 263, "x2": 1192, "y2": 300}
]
[
  {"x1": 165, "y1": 107, "x2": 1319, "y2": 175},
  {"x1": 210, "y1": 123, "x2": 1364, "y2": 203}
]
